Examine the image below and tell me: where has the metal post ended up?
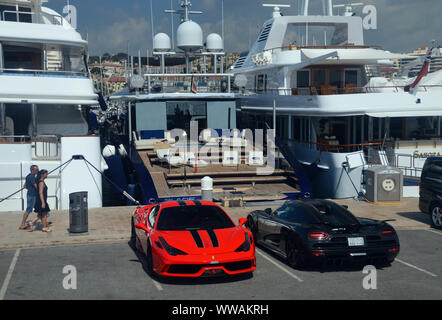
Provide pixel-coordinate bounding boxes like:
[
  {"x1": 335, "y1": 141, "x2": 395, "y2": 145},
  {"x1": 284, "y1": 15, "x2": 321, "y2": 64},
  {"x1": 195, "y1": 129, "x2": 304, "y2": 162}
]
[
  {"x1": 128, "y1": 101, "x2": 132, "y2": 144},
  {"x1": 0, "y1": 103, "x2": 5, "y2": 136},
  {"x1": 288, "y1": 115, "x2": 292, "y2": 140},
  {"x1": 0, "y1": 42, "x2": 3, "y2": 72},
  {"x1": 368, "y1": 116, "x2": 373, "y2": 141},
  {"x1": 31, "y1": 104, "x2": 37, "y2": 138},
  {"x1": 273, "y1": 100, "x2": 276, "y2": 131},
  {"x1": 161, "y1": 53, "x2": 165, "y2": 74},
  {"x1": 438, "y1": 116, "x2": 441, "y2": 136},
  {"x1": 213, "y1": 54, "x2": 217, "y2": 75},
  {"x1": 361, "y1": 115, "x2": 365, "y2": 143}
]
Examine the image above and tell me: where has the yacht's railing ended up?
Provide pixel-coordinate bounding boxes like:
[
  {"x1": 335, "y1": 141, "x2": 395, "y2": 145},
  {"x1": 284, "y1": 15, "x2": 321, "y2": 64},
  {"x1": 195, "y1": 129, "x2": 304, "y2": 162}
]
[
  {"x1": 393, "y1": 153, "x2": 424, "y2": 177},
  {"x1": 0, "y1": 9, "x2": 65, "y2": 26},
  {"x1": 268, "y1": 44, "x2": 380, "y2": 52},
  {"x1": 0, "y1": 135, "x2": 31, "y2": 143},
  {"x1": 295, "y1": 140, "x2": 383, "y2": 154},
  {"x1": 248, "y1": 85, "x2": 442, "y2": 96},
  {"x1": 144, "y1": 73, "x2": 233, "y2": 94},
  {"x1": 33, "y1": 135, "x2": 60, "y2": 160},
  {"x1": 0, "y1": 68, "x2": 89, "y2": 78},
  {"x1": 0, "y1": 135, "x2": 60, "y2": 160}
]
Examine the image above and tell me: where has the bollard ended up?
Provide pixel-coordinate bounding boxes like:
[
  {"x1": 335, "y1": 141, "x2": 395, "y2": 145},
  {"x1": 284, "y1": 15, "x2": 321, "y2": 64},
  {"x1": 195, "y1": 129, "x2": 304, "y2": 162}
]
[{"x1": 201, "y1": 176, "x2": 213, "y2": 201}]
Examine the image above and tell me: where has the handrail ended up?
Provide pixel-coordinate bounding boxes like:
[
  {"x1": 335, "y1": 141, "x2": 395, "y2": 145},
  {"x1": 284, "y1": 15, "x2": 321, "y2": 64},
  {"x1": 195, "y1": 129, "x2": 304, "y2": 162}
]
[
  {"x1": 247, "y1": 84, "x2": 442, "y2": 96},
  {"x1": 145, "y1": 73, "x2": 233, "y2": 94},
  {"x1": 0, "y1": 135, "x2": 31, "y2": 143},
  {"x1": 0, "y1": 68, "x2": 88, "y2": 77},
  {"x1": 1, "y1": 9, "x2": 64, "y2": 26},
  {"x1": 268, "y1": 44, "x2": 380, "y2": 52}
]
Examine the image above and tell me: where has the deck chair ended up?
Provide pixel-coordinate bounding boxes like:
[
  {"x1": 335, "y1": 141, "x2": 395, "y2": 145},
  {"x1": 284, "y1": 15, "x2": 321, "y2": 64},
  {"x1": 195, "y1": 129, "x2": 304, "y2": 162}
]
[
  {"x1": 222, "y1": 151, "x2": 239, "y2": 167},
  {"x1": 185, "y1": 152, "x2": 208, "y2": 167},
  {"x1": 379, "y1": 150, "x2": 389, "y2": 166},
  {"x1": 247, "y1": 151, "x2": 264, "y2": 166}
]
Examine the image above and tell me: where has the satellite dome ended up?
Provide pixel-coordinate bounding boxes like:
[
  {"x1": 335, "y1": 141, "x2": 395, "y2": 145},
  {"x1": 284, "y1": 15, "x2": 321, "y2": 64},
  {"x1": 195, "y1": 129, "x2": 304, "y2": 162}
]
[
  {"x1": 153, "y1": 33, "x2": 171, "y2": 52},
  {"x1": 206, "y1": 33, "x2": 223, "y2": 52},
  {"x1": 176, "y1": 20, "x2": 203, "y2": 52}
]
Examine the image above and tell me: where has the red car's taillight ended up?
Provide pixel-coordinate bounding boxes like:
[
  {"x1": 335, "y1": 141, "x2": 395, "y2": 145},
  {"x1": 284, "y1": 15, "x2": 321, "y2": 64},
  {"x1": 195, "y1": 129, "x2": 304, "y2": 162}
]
[
  {"x1": 309, "y1": 232, "x2": 329, "y2": 240},
  {"x1": 381, "y1": 228, "x2": 396, "y2": 236}
]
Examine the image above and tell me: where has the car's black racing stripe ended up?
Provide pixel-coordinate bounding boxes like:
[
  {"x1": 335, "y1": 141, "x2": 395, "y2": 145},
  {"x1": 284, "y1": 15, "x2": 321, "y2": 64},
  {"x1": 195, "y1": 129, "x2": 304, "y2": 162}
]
[
  {"x1": 190, "y1": 230, "x2": 204, "y2": 248},
  {"x1": 206, "y1": 229, "x2": 219, "y2": 247}
]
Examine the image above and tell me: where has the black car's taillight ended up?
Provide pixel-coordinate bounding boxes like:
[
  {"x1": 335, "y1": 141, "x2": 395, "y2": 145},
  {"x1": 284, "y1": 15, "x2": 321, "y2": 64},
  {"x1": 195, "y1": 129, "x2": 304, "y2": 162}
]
[
  {"x1": 159, "y1": 237, "x2": 188, "y2": 256},
  {"x1": 381, "y1": 228, "x2": 396, "y2": 236},
  {"x1": 235, "y1": 232, "x2": 251, "y2": 252},
  {"x1": 309, "y1": 232, "x2": 329, "y2": 240}
]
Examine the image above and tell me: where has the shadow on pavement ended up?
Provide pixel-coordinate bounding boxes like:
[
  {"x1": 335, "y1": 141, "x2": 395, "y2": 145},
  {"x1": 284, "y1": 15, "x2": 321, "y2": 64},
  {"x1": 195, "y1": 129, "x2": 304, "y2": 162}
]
[{"x1": 396, "y1": 211, "x2": 431, "y2": 227}]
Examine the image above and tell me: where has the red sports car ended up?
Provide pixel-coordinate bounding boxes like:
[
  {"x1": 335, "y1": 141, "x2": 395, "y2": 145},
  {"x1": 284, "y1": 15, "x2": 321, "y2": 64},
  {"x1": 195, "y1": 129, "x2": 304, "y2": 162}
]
[{"x1": 131, "y1": 200, "x2": 256, "y2": 277}]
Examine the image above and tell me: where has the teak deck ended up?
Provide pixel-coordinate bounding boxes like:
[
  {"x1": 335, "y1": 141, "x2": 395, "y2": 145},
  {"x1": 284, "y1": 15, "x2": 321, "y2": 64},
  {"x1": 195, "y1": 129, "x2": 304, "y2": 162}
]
[{"x1": 137, "y1": 148, "x2": 300, "y2": 201}]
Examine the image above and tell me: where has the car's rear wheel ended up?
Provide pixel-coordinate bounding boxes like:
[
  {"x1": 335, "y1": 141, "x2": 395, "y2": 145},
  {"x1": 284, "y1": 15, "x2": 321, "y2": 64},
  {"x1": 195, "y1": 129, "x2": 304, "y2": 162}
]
[
  {"x1": 286, "y1": 237, "x2": 306, "y2": 269},
  {"x1": 430, "y1": 203, "x2": 442, "y2": 229}
]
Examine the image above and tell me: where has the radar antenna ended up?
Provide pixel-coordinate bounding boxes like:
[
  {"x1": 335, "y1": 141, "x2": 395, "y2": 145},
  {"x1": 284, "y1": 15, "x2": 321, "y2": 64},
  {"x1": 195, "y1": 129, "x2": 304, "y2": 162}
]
[
  {"x1": 333, "y1": 2, "x2": 364, "y2": 16},
  {"x1": 165, "y1": 0, "x2": 202, "y2": 23},
  {"x1": 262, "y1": 3, "x2": 291, "y2": 18}
]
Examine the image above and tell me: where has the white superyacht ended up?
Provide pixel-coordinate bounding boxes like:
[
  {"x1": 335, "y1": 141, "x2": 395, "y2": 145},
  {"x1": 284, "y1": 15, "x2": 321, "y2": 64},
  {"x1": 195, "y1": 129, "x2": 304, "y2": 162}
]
[
  {"x1": 231, "y1": 1, "x2": 442, "y2": 198},
  {"x1": 0, "y1": 0, "x2": 105, "y2": 211}
]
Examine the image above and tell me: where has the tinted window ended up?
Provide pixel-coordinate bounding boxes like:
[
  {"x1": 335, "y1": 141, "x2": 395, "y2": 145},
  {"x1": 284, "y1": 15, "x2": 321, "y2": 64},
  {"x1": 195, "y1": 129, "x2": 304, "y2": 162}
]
[
  {"x1": 297, "y1": 70, "x2": 310, "y2": 88},
  {"x1": 426, "y1": 160, "x2": 442, "y2": 180},
  {"x1": 156, "y1": 205, "x2": 235, "y2": 231},
  {"x1": 274, "y1": 202, "x2": 319, "y2": 224},
  {"x1": 308, "y1": 201, "x2": 359, "y2": 227}
]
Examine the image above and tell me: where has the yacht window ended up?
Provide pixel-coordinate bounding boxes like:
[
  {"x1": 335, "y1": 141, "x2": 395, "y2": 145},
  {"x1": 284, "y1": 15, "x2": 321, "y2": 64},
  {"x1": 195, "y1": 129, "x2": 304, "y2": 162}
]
[
  {"x1": 344, "y1": 70, "x2": 359, "y2": 87},
  {"x1": 3, "y1": 44, "x2": 42, "y2": 70},
  {"x1": 0, "y1": 5, "x2": 32, "y2": 23},
  {"x1": 282, "y1": 23, "x2": 349, "y2": 47},
  {"x1": 329, "y1": 70, "x2": 343, "y2": 89},
  {"x1": 297, "y1": 70, "x2": 310, "y2": 88},
  {"x1": 313, "y1": 70, "x2": 326, "y2": 89},
  {"x1": 257, "y1": 74, "x2": 265, "y2": 92},
  {"x1": 166, "y1": 101, "x2": 207, "y2": 133}
]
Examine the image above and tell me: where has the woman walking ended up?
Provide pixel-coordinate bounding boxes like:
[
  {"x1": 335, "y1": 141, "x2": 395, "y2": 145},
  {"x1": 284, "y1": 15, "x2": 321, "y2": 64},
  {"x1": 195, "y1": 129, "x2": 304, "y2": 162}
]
[{"x1": 34, "y1": 169, "x2": 51, "y2": 233}]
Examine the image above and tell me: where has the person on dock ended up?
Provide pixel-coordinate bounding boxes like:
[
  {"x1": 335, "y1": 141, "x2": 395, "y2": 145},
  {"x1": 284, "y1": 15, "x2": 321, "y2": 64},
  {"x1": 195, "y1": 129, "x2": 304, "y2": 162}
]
[
  {"x1": 19, "y1": 165, "x2": 39, "y2": 230},
  {"x1": 34, "y1": 170, "x2": 51, "y2": 233}
]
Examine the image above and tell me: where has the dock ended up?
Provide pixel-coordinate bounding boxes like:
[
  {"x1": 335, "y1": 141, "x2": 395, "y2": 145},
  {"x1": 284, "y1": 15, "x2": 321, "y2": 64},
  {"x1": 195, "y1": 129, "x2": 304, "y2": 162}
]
[{"x1": 0, "y1": 197, "x2": 433, "y2": 250}]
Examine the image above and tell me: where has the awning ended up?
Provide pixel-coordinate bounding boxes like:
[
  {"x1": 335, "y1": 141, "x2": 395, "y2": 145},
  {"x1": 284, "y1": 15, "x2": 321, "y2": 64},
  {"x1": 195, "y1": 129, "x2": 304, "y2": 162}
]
[
  {"x1": 366, "y1": 111, "x2": 442, "y2": 118},
  {"x1": 301, "y1": 48, "x2": 410, "y2": 65}
]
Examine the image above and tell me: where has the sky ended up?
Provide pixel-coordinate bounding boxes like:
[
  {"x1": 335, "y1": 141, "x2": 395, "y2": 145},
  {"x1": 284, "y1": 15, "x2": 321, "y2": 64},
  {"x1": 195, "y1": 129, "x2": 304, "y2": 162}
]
[{"x1": 45, "y1": 0, "x2": 442, "y2": 56}]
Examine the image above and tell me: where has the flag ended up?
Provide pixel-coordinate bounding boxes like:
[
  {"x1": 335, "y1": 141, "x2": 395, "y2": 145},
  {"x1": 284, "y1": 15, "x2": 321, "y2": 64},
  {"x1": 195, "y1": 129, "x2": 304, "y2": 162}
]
[
  {"x1": 191, "y1": 75, "x2": 198, "y2": 94},
  {"x1": 404, "y1": 46, "x2": 435, "y2": 94}
]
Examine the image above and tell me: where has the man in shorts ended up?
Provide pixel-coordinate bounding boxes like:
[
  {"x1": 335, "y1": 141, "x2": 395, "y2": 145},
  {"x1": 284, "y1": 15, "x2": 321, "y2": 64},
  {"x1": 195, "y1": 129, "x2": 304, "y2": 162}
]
[{"x1": 19, "y1": 165, "x2": 39, "y2": 230}]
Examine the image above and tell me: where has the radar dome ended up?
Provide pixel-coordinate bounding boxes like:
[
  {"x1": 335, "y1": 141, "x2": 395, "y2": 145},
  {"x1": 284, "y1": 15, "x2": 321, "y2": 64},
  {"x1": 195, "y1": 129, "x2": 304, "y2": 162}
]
[
  {"x1": 176, "y1": 20, "x2": 203, "y2": 52},
  {"x1": 206, "y1": 33, "x2": 223, "y2": 52},
  {"x1": 153, "y1": 33, "x2": 171, "y2": 52}
]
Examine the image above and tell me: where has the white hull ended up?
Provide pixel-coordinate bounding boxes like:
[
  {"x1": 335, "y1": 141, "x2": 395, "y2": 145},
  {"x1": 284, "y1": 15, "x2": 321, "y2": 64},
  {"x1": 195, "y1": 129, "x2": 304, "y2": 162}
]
[{"x1": 0, "y1": 136, "x2": 105, "y2": 212}]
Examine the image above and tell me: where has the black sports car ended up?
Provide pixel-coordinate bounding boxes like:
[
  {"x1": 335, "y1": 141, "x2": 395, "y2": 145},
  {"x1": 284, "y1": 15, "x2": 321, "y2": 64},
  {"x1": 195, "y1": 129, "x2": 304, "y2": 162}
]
[{"x1": 246, "y1": 199, "x2": 400, "y2": 268}]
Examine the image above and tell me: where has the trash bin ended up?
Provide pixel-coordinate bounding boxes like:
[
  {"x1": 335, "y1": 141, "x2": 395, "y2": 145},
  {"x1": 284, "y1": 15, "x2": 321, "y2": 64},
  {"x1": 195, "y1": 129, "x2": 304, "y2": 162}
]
[{"x1": 69, "y1": 191, "x2": 88, "y2": 233}]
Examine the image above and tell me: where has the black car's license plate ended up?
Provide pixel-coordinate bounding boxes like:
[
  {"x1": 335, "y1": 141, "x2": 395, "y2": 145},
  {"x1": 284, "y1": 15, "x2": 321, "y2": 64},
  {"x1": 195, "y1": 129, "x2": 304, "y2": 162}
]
[{"x1": 347, "y1": 237, "x2": 365, "y2": 246}]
